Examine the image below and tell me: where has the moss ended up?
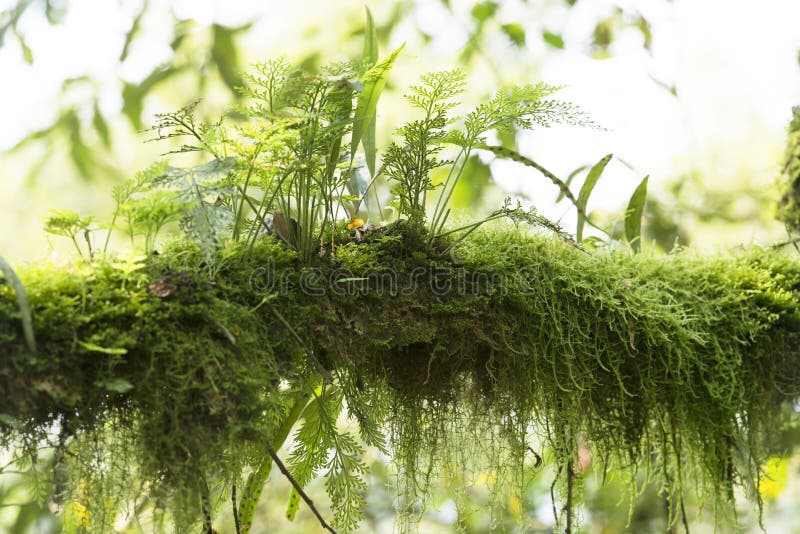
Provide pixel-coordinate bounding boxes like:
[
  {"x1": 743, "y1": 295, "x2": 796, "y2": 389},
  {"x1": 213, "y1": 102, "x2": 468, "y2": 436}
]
[
  {"x1": 1, "y1": 226, "x2": 800, "y2": 531},
  {"x1": 777, "y1": 106, "x2": 800, "y2": 231}
]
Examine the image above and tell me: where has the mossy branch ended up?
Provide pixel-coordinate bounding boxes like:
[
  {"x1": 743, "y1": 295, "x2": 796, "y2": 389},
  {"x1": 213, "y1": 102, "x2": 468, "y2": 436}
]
[{"x1": 1, "y1": 229, "x2": 800, "y2": 531}]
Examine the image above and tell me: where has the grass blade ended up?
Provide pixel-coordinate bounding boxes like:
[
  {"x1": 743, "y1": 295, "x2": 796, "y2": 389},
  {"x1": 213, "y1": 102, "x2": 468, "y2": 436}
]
[
  {"x1": 350, "y1": 44, "x2": 405, "y2": 177},
  {"x1": 576, "y1": 153, "x2": 612, "y2": 242},
  {"x1": 0, "y1": 256, "x2": 36, "y2": 354},
  {"x1": 625, "y1": 175, "x2": 649, "y2": 253}
]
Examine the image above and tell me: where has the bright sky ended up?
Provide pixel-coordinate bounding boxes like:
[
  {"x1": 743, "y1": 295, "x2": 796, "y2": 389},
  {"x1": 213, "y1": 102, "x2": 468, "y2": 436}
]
[{"x1": 1, "y1": 0, "x2": 799, "y2": 258}]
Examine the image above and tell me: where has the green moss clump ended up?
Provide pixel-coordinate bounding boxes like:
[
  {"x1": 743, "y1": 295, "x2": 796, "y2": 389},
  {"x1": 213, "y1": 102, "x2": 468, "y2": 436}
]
[
  {"x1": 1, "y1": 227, "x2": 800, "y2": 531},
  {"x1": 777, "y1": 106, "x2": 800, "y2": 231}
]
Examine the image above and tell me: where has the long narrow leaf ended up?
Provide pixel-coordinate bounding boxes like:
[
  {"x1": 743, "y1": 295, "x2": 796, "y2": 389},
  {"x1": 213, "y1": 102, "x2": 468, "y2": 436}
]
[
  {"x1": 350, "y1": 44, "x2": 405, "y2": 177},
  {"x1": 558, "y1": 165, "x2": 589, "y2": 202},
  {"x1": 0, "y1": 256, "x2": 36, "y2": 354},
  {"x1": 362, "y1": 6, "x2": 378, "y2": 67},
  {"x1": 576, "y1": 153, "x2": 612, "y2": 242},
  {"x1": 625, "y1": 175, "x2": 649, "y2": 253}
]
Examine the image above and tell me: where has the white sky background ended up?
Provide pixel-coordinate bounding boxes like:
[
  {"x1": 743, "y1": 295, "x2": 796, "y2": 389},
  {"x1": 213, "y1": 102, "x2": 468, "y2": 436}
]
[{"x1": 0, "y1": 0, "x2": 799, "y2": 259}]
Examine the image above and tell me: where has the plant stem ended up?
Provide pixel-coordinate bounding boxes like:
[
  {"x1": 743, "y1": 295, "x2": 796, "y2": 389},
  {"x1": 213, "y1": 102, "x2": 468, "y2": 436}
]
[
  {"x1": 236, "y1": 385, "x2": 316, "y2": 534},
  {"x1": 266, "y1": 447, "x2": 338, "y2": 534}
]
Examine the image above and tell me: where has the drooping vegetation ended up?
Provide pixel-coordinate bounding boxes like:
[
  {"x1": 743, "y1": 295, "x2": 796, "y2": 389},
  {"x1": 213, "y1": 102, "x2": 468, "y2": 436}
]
[{"x1": 1, "y1": 9, "x2": 800, "y2": 534}]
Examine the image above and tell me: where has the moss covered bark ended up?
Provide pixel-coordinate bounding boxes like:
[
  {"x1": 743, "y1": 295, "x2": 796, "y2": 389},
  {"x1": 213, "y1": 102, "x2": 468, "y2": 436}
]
[{"x1": 2, "y1": 226, "x2": 800, "y2": 530}]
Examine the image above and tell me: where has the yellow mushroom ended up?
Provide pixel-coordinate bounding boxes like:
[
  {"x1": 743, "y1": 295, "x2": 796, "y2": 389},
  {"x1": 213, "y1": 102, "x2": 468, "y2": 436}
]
[{"x1": 347, "y1": 218, "x2": 365, "y2": 230}]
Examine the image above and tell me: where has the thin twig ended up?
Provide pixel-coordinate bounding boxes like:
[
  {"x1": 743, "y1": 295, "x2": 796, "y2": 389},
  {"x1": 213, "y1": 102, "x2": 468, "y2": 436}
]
[
  {"x1": 565, "y1": 460, "x2": 574, "y2": 534},
  {"x1": 232, "y1": 483, "x2": 240, "y2": 534},
  {"x1": 200, "y1": 474, "x2": 213, "y2": 534},
  {"x1": 266, "y1": 447, "x2": 338, "y2": 534}
]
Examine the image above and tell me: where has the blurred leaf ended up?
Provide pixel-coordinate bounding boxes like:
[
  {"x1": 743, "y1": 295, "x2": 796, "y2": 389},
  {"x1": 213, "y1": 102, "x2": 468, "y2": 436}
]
[
  {"x1": 95, "y1": 378, "x2": 134, "y2": 393},
  {"x1": 122, "y1": 63, "x2": 181, "y2": 129},
  {"x1": 759, "y1": 456, "x2": 790, "y2": 501},
  {"x1": 170, "y1": 18, "x2": 193, "y2": 51},
  {"x1": 8, "y1": 115, "x2": 64, "y2": 153},
  {"x1": 0, "y1": 256, "x2": 36, "y2": 355},
  {"x1": 633, "y1": 14, "x2": 652, "y2": 51},
  {"x1": 120, "y1": 0, "x2": 147, "y2": 62},
  {"x1": 211, "y1": 22, "x2": 252, "y2": 95},
  {"x1": 451, "y1": 154, "x2": 492, "y2": 208},
  {"x1": 351, "y1": 44, "x2": 405, "y2": 177},
  {"x1": 45, "y1": 0, "x2": 67, "y2": 24},
  {"x1": 576, "y1": 153, "x2": 612, "y2": 241},
  {"x1": 92, "y1": 99, "x2": 111, "y2": 148},
  {"x1": 61, "y1": 75, "x2": 90, "y2": 91},
  {"x1": 471, "y1": 1, "x2": 498, "y2": 23},
  {"x1": 79, "y1": 341, "x2": 128, "y2": 355},
  {"x1": 501, "y1": 23, "x2": 526, "y2": 47},
  {"x1": 362, "y1": 6, "x2": 378, "y2": 67},
  {"x1": 648, "y1": 75, "x2": 678, "y2": 97},
  {"x1": 64, "y1": 108, "x2": 93, "y2": 178},
  {"x1": 497, "y1": 127, "x2": 516, "y2": 150},
  {"x1": 298, "y1": 52, "x2": 321, "y2": 72},
  {"x1": 592, "y1": 13, "x2": 619, "y2": 58},
  {"x1": 542, "y1": 30, "x2": 564, "y2": 49},
  {"x1": 13, "y1": 26, "x2": 32, "y2": 63},
  {"x1": 624, "y1": 175, "x2": 648, "y2": 252},
  {"x1": 0, "y1": 412, "x2": 22, "y2": 430}
]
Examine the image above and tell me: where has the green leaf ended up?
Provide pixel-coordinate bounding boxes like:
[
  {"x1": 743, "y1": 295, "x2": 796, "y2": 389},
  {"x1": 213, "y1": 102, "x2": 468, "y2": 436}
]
[
  {"x1": 0, "y1": 256, "x2": 36, "y2": 355},
  {"x1": 625, "y1": 175, "x2": 649, "y2": 253},
  {"x1": 351, "y1": 43, "x2": 405, "y2": 177},
  {"x1": 558, "y1": 165, "x2": 588, "y2": 202},
  {"x1": 576, "y1": 153, "x2": 612, "y2": 242},
  {"x1": 95, "y1": 378, "x2": 134, "y2": 393},
  {"x1": 64, "y1": 109, "x2": 94, "y2": 179},
  {"x1": 211, "y1": 23, "x2": 252, "y2": 95},
  {"x1": 501, "y1": 23, "x2": 526, "y2": 47},
  {"x1": 14, "y1": 27, "x2": 33, "y2": 63},
  {"x1": 119, "y1": 0, "x2": 147, "y2": 62},
  {"x1": 451, "y1": 154, "x2": 492, "y2": 208},
  {"x1": 542, "y1": 30, "x2": 564, "y2": 49},
  {"x1": 285, "y1": 487, "x2": 301, "y2": 521},
  {"x1": 0, "y1": 413, "x2": 21, "y2": 430},
  {"x1": 78, "y1": 340, "x2": 128, "y2": 355},
  {"x1": 122, "y1": 64, "x2": 181, "y2": 129},
  {"x1": 92, "y1": 100, "x2": 111, "y2": 148},
  {"x1": 633, "y1": 15, "x2": 652, "y2": 51},
  {"x1": 45, "y1": 0, "x2": 67, "y2": 24},
  {"x1": 362, "y1": 6, "x2": 378, "y2": 67},
  {"x1": 471, "y1": 1, "x2": 498, "y2": 23}
]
